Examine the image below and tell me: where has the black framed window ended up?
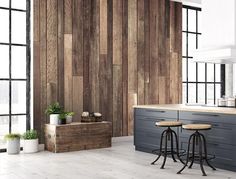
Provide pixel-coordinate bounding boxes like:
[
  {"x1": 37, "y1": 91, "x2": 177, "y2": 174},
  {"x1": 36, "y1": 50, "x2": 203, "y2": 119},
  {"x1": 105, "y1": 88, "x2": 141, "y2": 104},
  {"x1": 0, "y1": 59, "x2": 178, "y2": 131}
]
[
  {"x1": 0, "y1": 0, "x2": 31, "y2": 150},
  {"x1": 182, "y1": 5, "x2": 225, "y2": 104}
]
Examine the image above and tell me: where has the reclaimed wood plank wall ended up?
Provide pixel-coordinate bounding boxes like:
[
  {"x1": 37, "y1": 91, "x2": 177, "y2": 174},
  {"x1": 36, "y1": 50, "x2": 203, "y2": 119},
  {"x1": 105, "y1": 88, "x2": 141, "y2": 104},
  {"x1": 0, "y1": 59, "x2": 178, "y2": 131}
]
[{"x1": 34, "y1": 0, "x2": 182, "y2": 142}]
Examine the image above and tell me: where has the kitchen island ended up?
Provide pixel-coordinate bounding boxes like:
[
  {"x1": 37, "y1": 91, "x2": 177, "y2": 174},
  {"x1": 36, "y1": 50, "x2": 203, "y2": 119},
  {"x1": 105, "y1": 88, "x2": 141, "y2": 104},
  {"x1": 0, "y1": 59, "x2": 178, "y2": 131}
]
[{"x1": 134, "y1": 104, "x2": 236, "y2": 172}]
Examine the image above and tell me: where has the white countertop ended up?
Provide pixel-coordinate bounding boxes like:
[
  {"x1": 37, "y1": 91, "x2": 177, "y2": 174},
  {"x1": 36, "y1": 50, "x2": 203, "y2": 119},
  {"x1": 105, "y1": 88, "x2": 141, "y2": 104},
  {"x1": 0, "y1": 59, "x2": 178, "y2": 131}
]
[{"x1": 133, "y1": 104, "x2": 236, "y2": 115}]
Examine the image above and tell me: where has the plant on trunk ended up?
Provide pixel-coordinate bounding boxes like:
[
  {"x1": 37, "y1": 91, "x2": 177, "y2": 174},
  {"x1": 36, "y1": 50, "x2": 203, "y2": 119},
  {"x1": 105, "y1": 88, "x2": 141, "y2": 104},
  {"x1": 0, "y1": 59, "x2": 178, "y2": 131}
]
[{"x1": 45, "y1": 102, "x2": 62, "y2": 115}]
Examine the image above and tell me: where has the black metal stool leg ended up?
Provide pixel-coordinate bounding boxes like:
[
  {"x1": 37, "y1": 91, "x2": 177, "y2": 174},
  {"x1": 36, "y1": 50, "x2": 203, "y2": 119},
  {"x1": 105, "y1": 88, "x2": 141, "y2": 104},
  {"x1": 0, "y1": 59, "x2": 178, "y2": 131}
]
[
  {"x1": 151, "y1": 129, "x2": 166, "y2": 165},
  {"x1": 173, "y1": 130, "x2": 185, "y2": 164},
  {"x1": 200, "y1": 133, "x2": 216, "y2": 171},
  {"x1": 188, "y1": 135, "x2": 196, "y2": 169},
  {"x1": 198, "y1": 134, "x2": 207, "y2": 176},
  {"x1": 160, "y1": 132, "x2": 168, "y2": 169},
  {"x1": 170, "y1": 132, "x2": 177, "y2": 162},
  {"x1": 177, "y1": 133, "x2": 194, "y2": 174}
]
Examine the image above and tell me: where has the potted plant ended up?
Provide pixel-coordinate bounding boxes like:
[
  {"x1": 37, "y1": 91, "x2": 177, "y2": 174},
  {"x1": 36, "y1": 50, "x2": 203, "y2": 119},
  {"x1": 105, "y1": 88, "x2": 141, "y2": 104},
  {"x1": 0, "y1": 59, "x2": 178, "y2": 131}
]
[
  {"x1": 4, "y1": 133, "x2": 21, "y2": 154},
  {"x1": 65, "y1": 112, "x2": 75, "y2": 124},
  {"x1": 59, "y1": 112, "x2": 66, "y2": 125},
  {"x1": 45, "y1": 102, "x2": 62, "y2": 125},
  {"x1": 22, "y1": 130, "x2": 38, "y2": 153}
]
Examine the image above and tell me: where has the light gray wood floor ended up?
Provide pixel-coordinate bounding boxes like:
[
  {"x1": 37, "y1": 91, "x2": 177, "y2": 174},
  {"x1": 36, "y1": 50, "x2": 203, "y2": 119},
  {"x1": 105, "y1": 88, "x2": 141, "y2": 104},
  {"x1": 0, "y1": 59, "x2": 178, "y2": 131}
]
[{"x1": 0, "y1": 136, "x2": 235, "y2": 179}]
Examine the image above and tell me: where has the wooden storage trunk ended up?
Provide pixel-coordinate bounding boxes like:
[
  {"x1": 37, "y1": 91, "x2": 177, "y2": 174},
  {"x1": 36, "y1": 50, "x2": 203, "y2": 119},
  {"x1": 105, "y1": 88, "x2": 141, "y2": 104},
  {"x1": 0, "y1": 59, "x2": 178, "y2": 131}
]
[{"x1": 45, "y1": 122, "x2": 112, "y2": 153}]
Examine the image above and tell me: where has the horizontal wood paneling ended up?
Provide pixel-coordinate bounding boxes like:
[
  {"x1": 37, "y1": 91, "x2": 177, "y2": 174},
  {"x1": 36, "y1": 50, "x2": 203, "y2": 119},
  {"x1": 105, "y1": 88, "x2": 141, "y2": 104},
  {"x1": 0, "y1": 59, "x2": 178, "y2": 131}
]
[{"x1": 34, "y1": 0, "x2": 182, "y2": 141}]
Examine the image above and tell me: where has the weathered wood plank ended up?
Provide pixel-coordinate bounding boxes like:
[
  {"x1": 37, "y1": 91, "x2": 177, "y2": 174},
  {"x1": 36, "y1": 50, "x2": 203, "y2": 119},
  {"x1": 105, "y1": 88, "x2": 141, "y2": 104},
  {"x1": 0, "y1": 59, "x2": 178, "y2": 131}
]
[
  {"x1": 64, "y1": 0, "x2": 72, "y2": 34},
  {"x1": 137, "y1": 0, "x2": 145, "y2": 105},
  {"x1": 128, "y1": 0, "x2": 138, "y2": 93},
  {"x1": 58, "y1": 0, "x2": 64, "y2": 106},
  {"x1": 83, "y1": 0, "x2": 91, "y2": 111},
  {"x1": 122, "y1": 0, "x2": 128, "y2": 136},
  {"x1": 149, "y1": 0, "x2": 159, "y2": 104},
  {"x1": 99, "y1": 0, "x2": 107, "y2": 55},
  {"x1": 113, "y1": 65, "x2": 123, "y2": 136},
  {"x1": 113, "y1": 0, "x2": 123, "y2": 65},
  {"x1": 128, "y1": 93, "x2": 137, "y2": 135},
  {"x1": 90, "y1": 0, "x2": 100, "y2": 112},
  {"x1": 72, "y1": 0, "x2": 83, "y2": 76},
  {"x1": 39, "y1": 0, "x2": 48, "y2": 142},
  {"x1": 33, "y1": 0, "x2": 41, "y2": 140},
  {"x1": 46, "y1": 0, "x2": 58, "y2": 104},
  {"x1": 144, "y1": 0, "x2": 150, "y2": 105},
  {"x1": 72, "y1": 76, "x2": 83, "y2": 122},
  {"x1": 64, "y1": 34, "x2": 73, "y2": 112}
]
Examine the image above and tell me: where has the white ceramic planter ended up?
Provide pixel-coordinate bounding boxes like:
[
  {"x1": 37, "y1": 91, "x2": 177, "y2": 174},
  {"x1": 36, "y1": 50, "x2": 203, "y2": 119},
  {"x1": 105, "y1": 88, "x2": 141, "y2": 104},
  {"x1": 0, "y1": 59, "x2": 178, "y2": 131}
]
[
  {"x1": 7, "y1": 138, "x2": 20, "y2": 155},
  {"x1": 66, "y1": 116, "x2": 73, "y2": 124},
  {"x1": 50, "y1": 114, "x2": 60, "y2": 125},
  {"x1": 23, "y1": 139, "x2": 39, "y2": 153}
]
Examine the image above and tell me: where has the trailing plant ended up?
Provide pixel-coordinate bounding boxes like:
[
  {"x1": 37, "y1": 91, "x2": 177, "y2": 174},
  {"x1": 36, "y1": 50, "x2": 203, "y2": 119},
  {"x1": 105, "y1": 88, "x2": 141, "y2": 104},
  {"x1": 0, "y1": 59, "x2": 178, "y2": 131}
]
[
  {"x1": 4, "y1": 133, "x2": 21, "y2": 141},
  {"x1": 22, "y1": 130, "x2": 38, "y2": 140},
  {"x1": 45, "y1": 102, "x2": 62, "y2": 115}
]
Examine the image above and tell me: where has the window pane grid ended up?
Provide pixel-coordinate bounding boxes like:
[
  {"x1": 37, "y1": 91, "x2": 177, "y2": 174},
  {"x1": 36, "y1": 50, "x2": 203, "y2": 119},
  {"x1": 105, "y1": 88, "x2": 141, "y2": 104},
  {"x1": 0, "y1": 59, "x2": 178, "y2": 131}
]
[
  {"x1": 182, "y1": 5, "x2": 224, "y2": 105},
  {"x1": 0, "y1": 0, "x2": 30, "y2": 150}
]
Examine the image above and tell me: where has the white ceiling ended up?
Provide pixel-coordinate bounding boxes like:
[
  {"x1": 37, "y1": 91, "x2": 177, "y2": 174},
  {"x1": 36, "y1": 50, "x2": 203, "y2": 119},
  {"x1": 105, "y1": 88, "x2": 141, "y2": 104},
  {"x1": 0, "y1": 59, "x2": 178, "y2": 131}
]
[{"x1": 171, "y1": 0, "x2": 202, "y2": 7}]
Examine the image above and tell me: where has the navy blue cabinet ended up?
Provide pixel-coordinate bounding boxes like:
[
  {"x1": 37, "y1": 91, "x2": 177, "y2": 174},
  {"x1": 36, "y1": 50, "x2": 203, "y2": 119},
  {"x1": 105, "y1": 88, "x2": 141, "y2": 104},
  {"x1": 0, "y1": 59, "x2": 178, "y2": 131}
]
[
  {"x1": 134, "y1": 108, "x2": 178, "y2": 153},
  {"x1": 134, "y1": 108, "x2": 236, "y2": 172}
]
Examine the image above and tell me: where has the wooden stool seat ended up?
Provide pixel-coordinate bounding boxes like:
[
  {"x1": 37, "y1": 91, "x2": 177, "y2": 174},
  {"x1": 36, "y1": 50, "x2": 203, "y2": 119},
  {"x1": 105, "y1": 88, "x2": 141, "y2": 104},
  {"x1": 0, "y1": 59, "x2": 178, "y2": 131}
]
[
  {"x1": 156, "y1": 121, "x2": 182, "y2": 127},
  {"x1": 182, "y1": 124, "x2": 211, "y2": 130}
]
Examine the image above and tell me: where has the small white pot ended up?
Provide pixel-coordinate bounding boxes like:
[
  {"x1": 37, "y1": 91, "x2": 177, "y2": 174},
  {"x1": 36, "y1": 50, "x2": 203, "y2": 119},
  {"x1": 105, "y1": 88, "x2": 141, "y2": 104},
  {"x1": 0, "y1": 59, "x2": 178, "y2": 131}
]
[
  {"x1": 66, "y1": 116, "x2": 73, "y2": 124},
  {"x1": 23, "y1": 139, "x2": 39, "y2": 153},
  {"x1": 7, "y1": 138, "x2": 20, "y2": 155},
  {"x1": 50, "y1": 114, "x2": 60, "y2": 125}
]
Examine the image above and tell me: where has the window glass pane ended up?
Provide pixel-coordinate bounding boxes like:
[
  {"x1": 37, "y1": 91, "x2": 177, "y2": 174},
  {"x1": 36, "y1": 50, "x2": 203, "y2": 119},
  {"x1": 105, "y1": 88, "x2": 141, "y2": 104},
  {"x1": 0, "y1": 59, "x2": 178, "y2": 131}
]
[
  {"x1": 188, "y1": 9, "x2": 196, "y2": 32},
  {"x1": 0, "y1": 9, "x2": 9, "y2": 43},
  {"x1": 0, "y1": 116, "x2": 9, "y2": 149},
  {"x1": 207, "y1": 84, "x2": 214, "y2": 104},
  {"x1": 182, "y1": 83, "x2": 186, "y2": 103},
  {"x1": 198, "y1": 10, "x2": 202, "y2": 33},
  {"x1": 207, "y1": 64, "x2": 214, "y2": 82},
  {"x1": 0, "y1": 81, "x2": 9, "y2": 114},
  {"x1": 198, "y1": 84, "x2": 205, "y2": 104},
  {"x1": 12, "y1": 81, "x2": 26, "y2": 114},
  {"x1": 12, "y1": 11, "x2": 26, "y2": 44},
  {"x1": 182, "y1": 33, "x2": 186, "y2": 56},
  {"x1": 11, "y1": 115, "x2": 26, "y2": 134},
  {"x1": 0, "y1": 45, "x2": 9, "y2": 78},
  {"x1": 0, "y1": 0, "x2": 9, "y2": 8},
  {"x1": 182, "y1": 8, "x2": 186, "y2": 31},
  {"x1": 215, "y1": 64, "x2": 221, "y2": 82},
  {"x1": 12, "y1": 46, "x2": 26, "y2": 79},
  {"x1": 188, "y1": 60, "x2": 196, "y2": 82},
  {"x1": 198, "y1": 63, "x2": 205, "y2": 82},
  {"x1": 216, "y1": 84, "x2": 221, "y2": 99},
  {"x1": 182, "y1": 58, "x2": 186, "y2": 82},
  {"x1": 188, "y1": 34, "x2": 197, "y2": 57},
  {"x1": 12, "y1": 0, "x2": 26, "y2": 10},
  {"x1": 188, "y1": 83, "x2": 196, "y2": 103}
]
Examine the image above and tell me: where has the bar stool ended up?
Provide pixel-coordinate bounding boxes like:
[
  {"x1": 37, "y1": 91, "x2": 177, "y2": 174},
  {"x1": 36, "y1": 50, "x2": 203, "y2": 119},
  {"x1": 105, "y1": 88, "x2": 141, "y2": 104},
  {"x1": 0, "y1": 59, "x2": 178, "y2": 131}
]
[
  {"x1": 177, "y1": 124, "x2": 216, "y2": 176},
  {"x1": 151, "y1": 121, "x2": 184, "y2": 169}
]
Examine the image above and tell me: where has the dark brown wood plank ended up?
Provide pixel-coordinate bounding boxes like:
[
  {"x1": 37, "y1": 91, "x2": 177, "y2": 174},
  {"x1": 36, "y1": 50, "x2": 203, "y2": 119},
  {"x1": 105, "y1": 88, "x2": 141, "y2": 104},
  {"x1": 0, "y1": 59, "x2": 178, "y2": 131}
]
[
  {"x1": 83, "y1": 0, "x2": 91, "y2": 111},
  {"x1": 72, "y1": 0, "x2": 83, "y2": 76},
  {"x1": 39, "y1": 0, "x2": 47, "y2": 142},
  {"x1": 33, "y1": 0, "x2": 41, "y2": 141},
  {"x1": 144, "y1": 0, "x2": 150, "y2": 105},
  {"x1": 64, "y1": 0, "x2": 72, "y2": 34},
  {"x1": 122, "y1": 0, "x2": 128, "y2": 136},
  {"x1": 137, "y1": 0, "x2": 145, "y2": 105},
  {"x1": 58, "y1": 0, "x2": 64, "y2": 106}
]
